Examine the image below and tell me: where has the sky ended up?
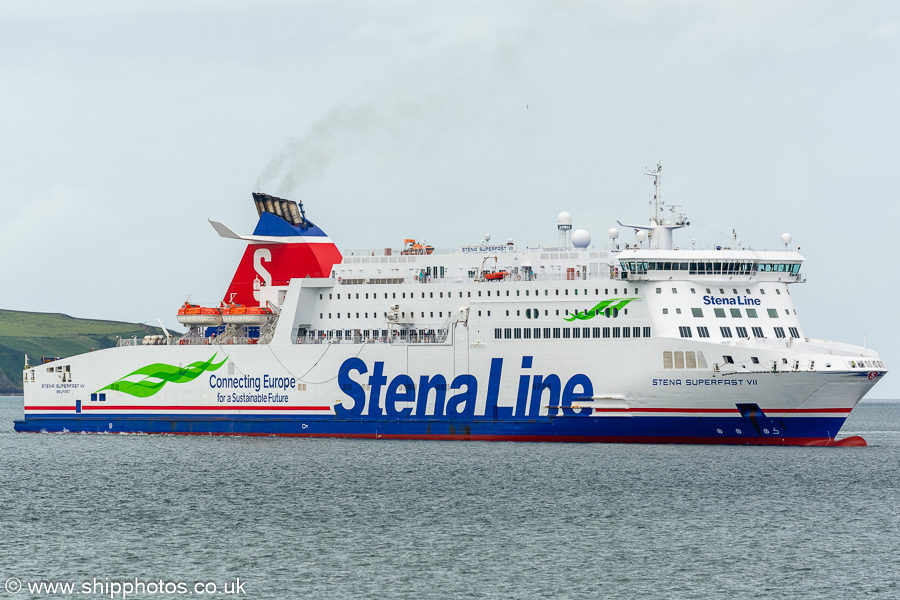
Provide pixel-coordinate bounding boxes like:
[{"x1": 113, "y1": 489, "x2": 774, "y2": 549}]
[{"x1": 1, "y1": 0, "x2": 898, "y2": 398}]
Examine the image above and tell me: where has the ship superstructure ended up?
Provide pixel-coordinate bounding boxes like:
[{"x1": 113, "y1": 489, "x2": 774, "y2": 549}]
[{"x1": 16, "y1": 167, "x2": 887, "y2": 444}]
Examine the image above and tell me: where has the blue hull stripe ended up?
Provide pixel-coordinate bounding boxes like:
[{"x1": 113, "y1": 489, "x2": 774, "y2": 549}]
[{"x1": 13, "y1": 414, "x2": 848, "y2": 442}]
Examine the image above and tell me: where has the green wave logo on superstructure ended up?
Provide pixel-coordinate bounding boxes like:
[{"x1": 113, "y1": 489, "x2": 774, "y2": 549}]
[
  {"x1": 97, "y1": 354, "x2": 227, "y2": 398},
  {"x1": 564, "y1": 298, "x2": 640, "y2": 322}
]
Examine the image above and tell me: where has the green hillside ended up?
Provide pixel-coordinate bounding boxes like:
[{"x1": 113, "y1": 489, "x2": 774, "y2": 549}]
[{"x1": 0, "y1": 309, "x2": 166, "y2": 394}]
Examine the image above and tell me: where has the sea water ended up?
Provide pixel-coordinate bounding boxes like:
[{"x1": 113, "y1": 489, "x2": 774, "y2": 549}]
[{"x1": 1, "y1": 397, "x2": 898, "y2": 599}]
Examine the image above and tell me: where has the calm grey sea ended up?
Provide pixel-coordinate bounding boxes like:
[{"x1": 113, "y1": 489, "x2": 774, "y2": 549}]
[{"x1": 1, "y1": 397, "x2": 898, "y2": 600}]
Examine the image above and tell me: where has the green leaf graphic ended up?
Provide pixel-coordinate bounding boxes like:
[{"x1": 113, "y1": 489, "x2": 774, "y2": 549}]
[
  {"x1": 97, "y1": 354, "x2": 227, "y2": 398},
  {"x1": 564, "y1": 298, "x2": 640, "y2": 322}
]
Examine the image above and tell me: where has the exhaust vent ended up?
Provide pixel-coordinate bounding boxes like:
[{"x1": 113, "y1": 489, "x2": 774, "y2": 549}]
[{"x1": 251, "y1": 193, "x2": 308, "y2": 229}]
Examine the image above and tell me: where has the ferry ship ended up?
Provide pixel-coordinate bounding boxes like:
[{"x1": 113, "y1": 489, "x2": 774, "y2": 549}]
[{"x1": 15, "y1": 165, "x2": 888, "y2": 444}]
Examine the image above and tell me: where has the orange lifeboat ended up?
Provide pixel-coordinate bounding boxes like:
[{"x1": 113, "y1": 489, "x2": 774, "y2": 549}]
[
  {"x1": 484, "y1": 271, "x2": 509, "y2": 281},
  {"x1": 176, "y1": 302, "x2": 224, "y2": 327},
  {"x1": 221, "y1": 303, "x2": 272, "y2": 326},
  {"x1": 400, "y1": 238, "x2": 434, "y2": 255}
]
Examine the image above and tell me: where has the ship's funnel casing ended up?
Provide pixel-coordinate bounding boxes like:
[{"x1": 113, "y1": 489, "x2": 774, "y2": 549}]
[{"x1": 222, "y1": 198, "x2": 343, "y2": 307}]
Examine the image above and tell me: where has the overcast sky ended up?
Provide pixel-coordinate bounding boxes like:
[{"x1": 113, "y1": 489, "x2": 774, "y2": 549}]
[{"x1": 1, "y1": 0, "x2": 897, "y2": 398}]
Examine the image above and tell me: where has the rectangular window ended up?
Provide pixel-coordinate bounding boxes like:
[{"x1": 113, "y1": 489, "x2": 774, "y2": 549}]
[
  {"x1": 583, "y1": 327, "x2": 590, "y2": 338},
  {"x1": 663, "y1": 351, "x2": 673, "y2": 369},
  {"x1": 697, "y1": 327, "x2": 710, "y2": 338},
  {"x1": 714, "y1": 308, "x2": 726, "y2": 318},
  {"x1": 544, "y1": 328, "x2": 551, "y2": 338},
  {"x1": 553, "y1": 328, "x2": 561, "y2": 339},
  {"x1": 720, "y1": 327, "x2": 733, "y2": 338},
  {"x1": 514, "y1": 328, "x2": 522, "y2": 339},
  {"x1": 504, "y1": 328, "x2": 512, "y2": 339},
  {"x1": 679, "y1": 326, "x2": 692, "y2": 338},
  {"x1": 736, "y1": 326, "x2": 748, "y2": 338},
  {"x1": 746, "y1": 309, "x2": 758, "y2": 318},
  {"x1": 789, "y1": 327, "x2": 800, "y2": 338},
  {"x1": 524, "y1": 328, "x2": 532, "y2": 339},
  {"x1": 692, "y1": 308, "x2": 703, "y2": 317},
  {"x1": 572, "y1": 328, "x2": 581, "y2": 339},
  {"x1": 533, "y1": 328, "x2": 541, "y2": 339},
  {"x1": 622, "y1": 327, "x2": 631, "y2": 338},
  {"x1": 563, "y1": 328, "x2": 571, "y2": 339},
  {"x1": 612, "y1": 327, "x2": 621, "y2": 338},
  {"x1": 774, "y1": 327, "x2": 786, "y2": 338},
  {"x1": 633, "y1": 327, "x2": 640, "y2": 338},
  {"x1": 767, "y1": 308, "x2": 779, "y2": 318},
  {"x1": 643, "y1": 327, "x2": 651, "y2": 337},
  {"x1": 593, "y1": 327, "x2": 602, "y2": 338},
  {"x1": 685, "y1": 351, "x2": 697, "y2": 369},
  {"x1": 730, "y1": 308, "x2": 741, "y2": 318},
  {"x1": 603, "y1": 327, "x2": 610, "y2": 339},
  {"x1": 723, "y1": 355, "x2": 735, "y2": 364},
  {"x1": 674, "y1": 351, "x2": 685, "y2": 369},
  {"x1": 752, "y1": 326, "x2": 764, "y2": 338}
]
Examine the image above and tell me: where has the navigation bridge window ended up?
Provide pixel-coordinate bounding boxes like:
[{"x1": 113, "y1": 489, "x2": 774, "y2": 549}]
[{"x1": 620, "y1": 261, "x2": 801, "y2": 277}]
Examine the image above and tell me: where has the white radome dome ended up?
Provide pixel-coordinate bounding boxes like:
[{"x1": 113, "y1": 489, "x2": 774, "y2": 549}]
[
  {"x1": 636, "y1": 230, "x2": 648, "y2": 243},
  {"x1": 572, "y1": 229, "x2": 591, "y2": 249},
  {"x1": 557, "y1": 212, "x2": 573, "y2": 227},
  {"x1": 608, "y1": 227, "x2": 619, "y2": 240},
  {"x1": 781, "y1": 233, "x2": 792, "y2": 245}
]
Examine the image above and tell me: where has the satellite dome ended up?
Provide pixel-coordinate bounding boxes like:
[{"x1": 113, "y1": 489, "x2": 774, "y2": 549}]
[
  {"x1": 608, "y1": 227, "x2": 619, "y2": 240},
  {"x1": 781, "y1": 233, "x2": 792, "y2": 246},
  {"x1": 572, "y1": 229, "x2": 591, "y2": 249},
  {"x1": 557, "y1": 212, "x2": 573, "y2": 227},
  {"x1": 635, "y1": 230, "x2": 648, "y2": 243}
]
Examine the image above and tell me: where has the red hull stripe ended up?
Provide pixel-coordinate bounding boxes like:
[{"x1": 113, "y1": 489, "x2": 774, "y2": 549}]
[
  {"x1": 25, "y1": 405, "x2": 332, "y2": 412},
  {"x1": 132, "y1": 431, "x2": 867, "y2": 446},
  {"x1": 24, "y1": 405, "x2": 851, "y2": 414},
  {"x1": 593, "y1": 407, "x2": 852, "y2": 414}
]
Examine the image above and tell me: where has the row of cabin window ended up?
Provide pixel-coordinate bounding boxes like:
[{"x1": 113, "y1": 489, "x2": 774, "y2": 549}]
[
  {"x1": 319, "y1": 307, "x2": 627, "y2": 320},
  {"x1": 309, "y1": 329, "x2": 443, "y2": 339},
  {"x1": 320, "y1": 288, "x2": 639, "y2": 301},
  {"x1": 690, "y1": 307, "x2": 793, "y2": 318},
  {"x1": 663, "y1": 307, "x2": 796, "y2": 317},
  {"x1": 656, "y1": 287, "x2": 786, "y2": 295},
  {"x1": 320, "y1": 312, "x2": 451, "y2": 319},
  {"x1": 678, "y1": 326, "x2": 801, "y2": 339},
  {"x1": 664, "y1": 351, "x2": 769, "y2": 369},
  {"x1": 493, "y1": 326, "x2": 651, "y2": 340}
]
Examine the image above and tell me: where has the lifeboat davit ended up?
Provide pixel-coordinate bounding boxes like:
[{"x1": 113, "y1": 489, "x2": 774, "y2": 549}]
[
  {"x1": 176, "y1": 302, "x2": 224, "y2": 327},
  {"x1": 221, "y1": 304, "x2": 272, "y2": 326}
]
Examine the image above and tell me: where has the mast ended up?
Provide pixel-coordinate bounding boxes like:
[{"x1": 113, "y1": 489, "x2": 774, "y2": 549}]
[
  {"x1": 618, "y1": 162, "x2": 689, "y2": 250},
  {"x1": 644, "y1": 162, "x2": 663, "y2": 226}
]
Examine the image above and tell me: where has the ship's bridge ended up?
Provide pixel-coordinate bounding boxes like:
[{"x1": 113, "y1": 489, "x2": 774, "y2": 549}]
[{"x1": 615, "y1": 249, "x2": 805, "y2": 282}]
